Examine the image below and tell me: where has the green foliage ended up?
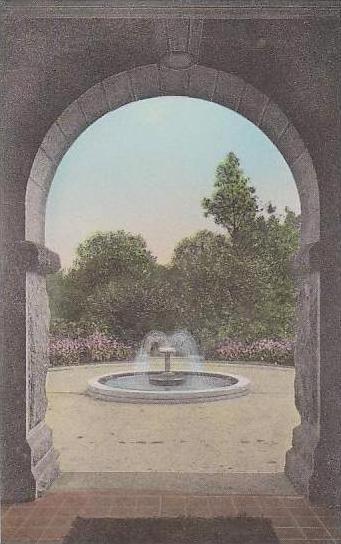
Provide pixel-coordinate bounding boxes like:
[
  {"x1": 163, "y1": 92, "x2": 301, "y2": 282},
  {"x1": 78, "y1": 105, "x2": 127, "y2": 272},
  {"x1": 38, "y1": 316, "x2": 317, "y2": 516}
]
[
  {"x1": 48, "y1": 230, "x2": 157, "y2": 322},
  {"x1": 170, "y1": 230, "x2": 258, "y2": 347},
  {"x1": 83, "y1": 267, "x2": 178, "y2": 341},
  {"x1": 202, "y1": 152, "x2": 259, "y2": 242},
  {"x1": 74, "y1": 230, "x2": 156, "y2": 289},
  {"x1": 48, "y1": 152, "x2": 300, "y2": 355}
]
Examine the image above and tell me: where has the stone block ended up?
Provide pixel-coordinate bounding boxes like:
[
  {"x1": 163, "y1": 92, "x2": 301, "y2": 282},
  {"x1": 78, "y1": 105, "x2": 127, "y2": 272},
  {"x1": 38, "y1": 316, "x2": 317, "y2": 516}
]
[
  {"x1": 237, "y1": 83, "x2": 269, "y2": 126},
  {"x1": 290, "y1": 150, "x2": 319, "y2": 210},
  {"x1": 167, "y1": 19, "x2": 190, "y2": 52},
  {"x1": 154, "y1": 19, "x2": 168, "y2": 58},
  {"x1": 213, "y1": 71, "x2": 245, "y2": 111},
  {"x1": 129, "y1": 64, "x2": 160, "y2": 100},
  {"x1": 78, "y1": 82, "x2": 109, "y2": 125},
  {"x1": 27, "y1": 422, "x2": 60, "y2": 494},
  {"x1": 259, "y1": 100, "x2": 289, "y2": 144},
  {"x1": 188, "y1": 65, "x2": 217, "y2": 100},
  {"x1": 103, "y1": 72, "x2": 134, "y2": 111},
  {"x1": 301, "y1": 212, "x2": 320, "y2": 245},
  {"x1": 29, "y1": 148, "x2": 56, "y2": 191},
  {"x1": 25, "y1": 179, "x2": 48, "y2": 244},
  {"x1": 56, "y1": 100, "x2": 88, "y2": 143},
  {"x1": 160, "y1": 67, "x2": 189, "y2": 96},
  {"x1": 188, "y1": 19, "x2": 203, "y2": 60},
  {"x1": 26, "y1": 272, "x2": 49, "y2": 430},
  {"x1": 27, "y1": 422, "x2": 54, "y2": 467},
  {"x1": 277, "y1": 123, "x2": 307, "y2": 167},
  {"x1": 41, "y1": 122, "x2": 70, "y2": 164}
]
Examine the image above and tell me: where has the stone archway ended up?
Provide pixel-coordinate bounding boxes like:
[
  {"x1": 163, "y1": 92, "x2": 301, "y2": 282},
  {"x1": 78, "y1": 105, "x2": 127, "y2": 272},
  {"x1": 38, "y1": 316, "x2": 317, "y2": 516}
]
[{"x1": 20, "y1": 62, "x2": 322, "y2": 503}]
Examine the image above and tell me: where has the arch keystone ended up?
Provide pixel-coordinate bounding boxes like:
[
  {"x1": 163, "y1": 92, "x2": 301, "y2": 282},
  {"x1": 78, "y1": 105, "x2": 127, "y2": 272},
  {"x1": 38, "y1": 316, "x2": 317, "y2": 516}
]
[{"x1": 160, "y1": 67, "x2": 189, "y2": 96}]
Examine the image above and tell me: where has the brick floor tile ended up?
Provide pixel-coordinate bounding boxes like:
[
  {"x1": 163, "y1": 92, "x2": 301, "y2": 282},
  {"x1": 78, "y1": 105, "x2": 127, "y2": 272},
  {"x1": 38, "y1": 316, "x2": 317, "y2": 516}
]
[
  {"x1": 208, "y1": 496, "x2": 236, "y2": 517},
  {"x1": 274, "y1": 527, "x2": 305, "y2": 539},
  {"x1": 267, "y1": 515, "x2": 297, "y2": 528},
  {"x1": 14, "y1": 525, "x2": 45, "y2": 540},
  {"x1": 78, "y1": 505, "x2": 112, "y2": 517},
  {"x1": 3, "y1": 512, "x2": 33, "y2": 527},
  {"x1": 1, "y1": 526, "x2": 19, "y2": 540},
  {"x1": 278, "y1": 541, "x2": 307, "y2": 544},
  {"x1": 39, "y1": 525, "x2": 71, "y2": 540},
  {"x1": 135, "y1": 496, "x2": 161, "y2": 517},
  {"x1": 312, "y1": 506, "x2": 339, "y2": 516},
  {"x1": 233, "y1": 496, "x2": 258, "y2": 506},
  {"x1": 160, "y1": 495, "x2": 187, "y2": 517},
  {"x1": 286, "y1": 505, "x2": 314, "y2": 516},
  {"x1": 234, "y1": 505, "x2": 264, "y2": 516},
  {"x1": 259, "y1": 496, "x2": 286, "y2": 508},
  {"x1": 3, "y1": 539, "x2": 38, "y2": 544},
  {"x1": 109, "y1": 507, "x2": 138, "y2": 518},
  {"x1": 47, "y1": 514, "x2": 75, "y2": 528},
  {"x1": 186, "y1": 496, "x2": 210, "y2": 517},
  {"x1": 280, "y1": 497, "x2": 308, "y2": 508},
  {"x1": 112, "y1": 496, "x2": 137, "y2": 509},
  {"x1": 302, "y1": 526, "x2": 334, "y2": 539},
  {"x1": 303, "y1": 541, "x2": 335, "y2": 544},
  {"x1": 28, "y1": 511, "x2": 57, "y2": 525},
  {"x1": 293, "y1": 515, "x2": 325, "y2": 527}
]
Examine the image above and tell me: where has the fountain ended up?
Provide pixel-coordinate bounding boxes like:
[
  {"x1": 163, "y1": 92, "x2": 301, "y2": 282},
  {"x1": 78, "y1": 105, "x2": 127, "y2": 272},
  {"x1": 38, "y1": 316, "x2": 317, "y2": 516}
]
[
  {"x1": 87, "y1": 330, "x2": 249, "y2": 403},
  {"x1": 148, "y1": 347, "x2": 186, "y2": 386}
]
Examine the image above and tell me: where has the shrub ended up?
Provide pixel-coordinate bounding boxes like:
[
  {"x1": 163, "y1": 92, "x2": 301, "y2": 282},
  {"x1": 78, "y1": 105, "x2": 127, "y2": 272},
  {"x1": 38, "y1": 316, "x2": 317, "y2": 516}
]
[
  {"x1": 49, "y1": 332, "x2": 135, "y2": 367},
  {"x1": 208, "y1": 338, "x2": 294, "y2": 366}
]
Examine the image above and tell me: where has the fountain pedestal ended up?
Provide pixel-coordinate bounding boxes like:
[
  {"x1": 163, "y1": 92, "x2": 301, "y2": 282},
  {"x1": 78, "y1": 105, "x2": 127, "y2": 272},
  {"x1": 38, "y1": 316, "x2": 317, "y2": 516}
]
[{"x1": 148, "y1": 347, "x2": 186, "y2": 386}]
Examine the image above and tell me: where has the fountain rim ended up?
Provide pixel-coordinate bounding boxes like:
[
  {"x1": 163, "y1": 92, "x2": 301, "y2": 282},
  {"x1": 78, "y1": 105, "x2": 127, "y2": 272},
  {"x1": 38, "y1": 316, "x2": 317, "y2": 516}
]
[{"x1": 87, "y1": 370, "x2": 250, "y2": 403}]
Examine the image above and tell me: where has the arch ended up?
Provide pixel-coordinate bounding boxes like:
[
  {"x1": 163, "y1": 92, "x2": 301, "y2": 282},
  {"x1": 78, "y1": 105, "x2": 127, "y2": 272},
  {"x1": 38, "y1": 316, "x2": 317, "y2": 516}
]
[
  {"x1": 26, "y1": 64, "x2": 319, "y2": 246},
  {"x1": 24, "y1": 64, "x2": 321, "y2": 500}
]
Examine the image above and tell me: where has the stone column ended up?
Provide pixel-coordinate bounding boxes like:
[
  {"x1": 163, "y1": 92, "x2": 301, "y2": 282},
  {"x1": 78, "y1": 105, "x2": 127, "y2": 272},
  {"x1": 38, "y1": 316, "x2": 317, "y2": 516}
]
[
  {"x1": 0, "y1": 241, "x2": 60, "y2": 502},
  {"x1": 285, "y1": 238, "x2": 341, "y2": 505},
  {"x1": 285, "y1": 242, "x2": 321, "y2": 497}
]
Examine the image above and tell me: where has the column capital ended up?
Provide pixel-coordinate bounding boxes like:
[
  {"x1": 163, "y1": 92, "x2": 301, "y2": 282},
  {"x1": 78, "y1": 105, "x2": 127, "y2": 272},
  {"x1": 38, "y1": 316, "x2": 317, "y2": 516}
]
[{"x1": 2, "y1": 241, "x2": 60, "y2": 275}]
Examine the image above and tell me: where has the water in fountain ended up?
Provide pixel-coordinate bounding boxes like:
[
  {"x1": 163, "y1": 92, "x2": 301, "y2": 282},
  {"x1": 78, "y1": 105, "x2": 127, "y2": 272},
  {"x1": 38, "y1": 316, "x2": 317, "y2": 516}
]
[
  {"x1": 89, "y1": 329, "x2": 250, "y2": 402},
  {"x1": 169, "y1": 330, "x2": 202, "y2": 371},
  {"x1": 134, "y1": 330, "x2": 202, "y2": 378}
]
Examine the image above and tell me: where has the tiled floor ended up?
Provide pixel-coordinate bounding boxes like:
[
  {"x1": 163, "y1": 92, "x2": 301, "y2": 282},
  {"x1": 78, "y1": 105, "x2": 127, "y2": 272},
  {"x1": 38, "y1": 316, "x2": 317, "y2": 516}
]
[{"x1": 2, "y1": 491, "x2": 341, "y2": 543}]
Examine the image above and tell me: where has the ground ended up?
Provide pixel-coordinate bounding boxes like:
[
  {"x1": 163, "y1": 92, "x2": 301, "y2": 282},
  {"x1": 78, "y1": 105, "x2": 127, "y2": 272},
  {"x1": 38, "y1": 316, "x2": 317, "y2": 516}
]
[
  {"x1": 4, "y1": 363, "x2": 340, "y2": 544},
  {"x1": 46, "y1": 361, "x2": 299, "y2": 475}
]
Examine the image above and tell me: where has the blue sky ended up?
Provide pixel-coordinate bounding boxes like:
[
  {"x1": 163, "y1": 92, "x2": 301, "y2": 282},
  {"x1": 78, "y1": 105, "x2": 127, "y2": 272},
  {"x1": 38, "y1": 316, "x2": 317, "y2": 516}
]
[{"x1": 46, "y1": 97, "x2": 299, "y2": 268}]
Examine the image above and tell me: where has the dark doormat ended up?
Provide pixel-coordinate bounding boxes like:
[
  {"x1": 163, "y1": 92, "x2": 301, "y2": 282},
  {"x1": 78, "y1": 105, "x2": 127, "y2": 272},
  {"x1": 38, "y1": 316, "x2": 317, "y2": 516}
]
[{"x1": 62, "y1": 516, "x2": 280, "y2": 544}]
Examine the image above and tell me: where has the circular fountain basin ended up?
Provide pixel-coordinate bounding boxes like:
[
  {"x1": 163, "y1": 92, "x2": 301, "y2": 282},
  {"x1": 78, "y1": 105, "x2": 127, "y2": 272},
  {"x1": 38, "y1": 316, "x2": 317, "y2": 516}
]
[
  {"x1": 87, "y1": 371, "x2": 250, "y2": 404},
  {"x1": 149, "y1": 371, "x2": 186, "y2": 386}
]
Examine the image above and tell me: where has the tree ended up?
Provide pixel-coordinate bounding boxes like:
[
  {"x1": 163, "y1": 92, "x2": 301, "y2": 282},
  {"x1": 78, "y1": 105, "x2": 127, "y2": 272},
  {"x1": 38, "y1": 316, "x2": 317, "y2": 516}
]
[
  {"x1": 170, "y1": 230, "x2": 258, "y2": 346},
  {"x1": 201, "y1": 151, "x2": 300, "y2": 340},
  {"x1": 83, "y1": 266, "x2": 178, "y2": 341},
  {"x1": 241, "y1": 207, "x2": 300, "y2": 338},
  {"x1": 72, "y1": 230, "x2": 156, "y2": 290},
  {"x1": 202, "y1": 152, "x2": 259, "y2": 244},
  {"x1": 48, "y1": 230, "x2": 157, "y2": 322}
]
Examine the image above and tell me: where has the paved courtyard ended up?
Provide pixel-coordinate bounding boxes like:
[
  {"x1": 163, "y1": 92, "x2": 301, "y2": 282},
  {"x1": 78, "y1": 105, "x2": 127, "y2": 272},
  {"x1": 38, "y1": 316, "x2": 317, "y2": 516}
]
[{"x1": 46, "y1": 361, "x2": 299, "y2": 475}]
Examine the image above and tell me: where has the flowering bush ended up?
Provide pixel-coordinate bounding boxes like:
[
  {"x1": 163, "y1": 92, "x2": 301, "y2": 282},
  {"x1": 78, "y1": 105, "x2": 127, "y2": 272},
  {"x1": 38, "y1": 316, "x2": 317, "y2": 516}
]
[
  {"x1": 49, "y1": 332, "x2": 135, "y2": 367},
  {"x1": 208, "y1": 338, "x2": 294, "y2": 366}
]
